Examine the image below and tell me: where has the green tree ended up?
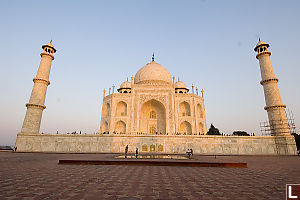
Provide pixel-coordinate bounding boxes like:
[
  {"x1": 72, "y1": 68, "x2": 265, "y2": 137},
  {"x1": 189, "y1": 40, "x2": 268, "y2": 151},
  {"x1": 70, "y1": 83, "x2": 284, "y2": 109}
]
[
  {"x1": 232, "y1": 131, "x2": 250, "y2": 136},
  {"x1": 207, "y1": 124, "x2": 221, "y2": 135}
]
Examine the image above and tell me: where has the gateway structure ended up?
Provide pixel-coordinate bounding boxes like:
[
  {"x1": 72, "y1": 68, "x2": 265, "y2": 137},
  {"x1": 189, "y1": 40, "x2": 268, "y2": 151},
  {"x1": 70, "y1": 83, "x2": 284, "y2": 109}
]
[
  {"x1": 100, "y1": 55, "x2": 206, "y2": 136},
  {"x1": 15, "y1": 41, "x2": 297, "y2": 155}
]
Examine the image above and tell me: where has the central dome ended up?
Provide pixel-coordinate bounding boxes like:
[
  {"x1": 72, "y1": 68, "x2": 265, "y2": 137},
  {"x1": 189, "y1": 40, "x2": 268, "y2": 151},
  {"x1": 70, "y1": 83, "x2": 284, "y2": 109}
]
[{"x1": 134, "y1": 61, "x2": 172, "y2": 85}]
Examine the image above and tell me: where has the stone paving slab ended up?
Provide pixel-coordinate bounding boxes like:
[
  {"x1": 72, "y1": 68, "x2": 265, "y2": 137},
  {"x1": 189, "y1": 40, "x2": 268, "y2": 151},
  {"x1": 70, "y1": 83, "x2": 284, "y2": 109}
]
[{"x1": 0, "y1": 152, "x2": 300, "y2": 199}]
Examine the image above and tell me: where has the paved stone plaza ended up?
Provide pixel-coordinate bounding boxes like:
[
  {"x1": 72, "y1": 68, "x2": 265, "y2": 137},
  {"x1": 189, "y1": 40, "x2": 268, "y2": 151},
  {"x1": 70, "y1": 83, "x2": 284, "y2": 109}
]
[{"x1": 0, "y1": 152, "x2": 299, "y2": 200}]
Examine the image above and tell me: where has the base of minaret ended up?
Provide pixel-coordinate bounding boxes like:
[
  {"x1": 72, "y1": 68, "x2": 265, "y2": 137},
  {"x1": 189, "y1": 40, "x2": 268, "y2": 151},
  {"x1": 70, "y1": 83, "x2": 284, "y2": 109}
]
[
  {"x1": 21, "y1": 104, "x2": 46, "y2": 134},
  {"x1": 265, "y1": 105, "x2": 291, "y2": 136},
  {"x1": 14, "y1": 134, "x2": 297, "y2": 155}
]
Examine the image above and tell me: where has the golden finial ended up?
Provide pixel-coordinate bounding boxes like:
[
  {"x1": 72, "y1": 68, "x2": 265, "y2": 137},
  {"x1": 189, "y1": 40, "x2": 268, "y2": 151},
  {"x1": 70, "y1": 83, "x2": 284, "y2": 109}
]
[{"x1": 152, "y1": 53, "x2": 155, "y2": 62}]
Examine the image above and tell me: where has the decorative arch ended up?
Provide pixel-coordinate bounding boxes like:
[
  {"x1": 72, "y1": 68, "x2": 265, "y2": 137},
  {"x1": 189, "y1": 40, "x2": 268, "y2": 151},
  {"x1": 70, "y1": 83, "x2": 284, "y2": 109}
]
[
  {"x1": 139, "y1": 99, "x2": 166, "y2": 134},
  {"x1": 142, "y1": 145, "x2": 148, "y2": 152},
  {"x1": 114, "y1": 120, "x2": 126, "y2": 134},
  {"x1": 180, "y1": 121, "x2": 192, "y2": 135},
  {"x1": 179, "y1": 101, "x2": 191, "y2": 116},
  {"x1": 103, "y1": 103, "x2": 110, "y2": 118},
  {"x1": 150, "y1": 144, "x2": 156, "y2": 152},
  {"x1": 197, "y1": 103, "x2": 203, "y2": 118},
  {"x1": 199, "y1": 122, "x2": 204, "y2": 134},
  {"x1": 158, "y1": 144, "x2": 164, "y2": 152},
  {"x1": 116, "y1": 101, "x2": 127, "y2": 116},
  {"x1": 102, "y1": 121, "x2": 109, "y2": 133}
]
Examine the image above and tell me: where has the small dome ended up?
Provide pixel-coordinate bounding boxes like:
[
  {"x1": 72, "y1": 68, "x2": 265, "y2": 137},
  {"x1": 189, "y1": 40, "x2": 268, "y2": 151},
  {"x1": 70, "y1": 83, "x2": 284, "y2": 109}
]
[
  {"x1": 45, "y1": 42, "x2": 54, "y2": 48},
  {"x1": 256, "y1": 41, "x2": 267, "y2": 46},
  {"x1": 134, "y1": 61, "x2": 172, "y2": 85},
  {"x1": 42, "y1": 41, "x2": 56, "y2": 52},
  {"x1": 175, "y1": 81, "x2": 187, "y2": 89},
  {"x1": 120, "y1": 81, "x2": 131, "y2": 89},
  {"x1": 254, "y1": 40, "x2": 269, "y2": 51}
]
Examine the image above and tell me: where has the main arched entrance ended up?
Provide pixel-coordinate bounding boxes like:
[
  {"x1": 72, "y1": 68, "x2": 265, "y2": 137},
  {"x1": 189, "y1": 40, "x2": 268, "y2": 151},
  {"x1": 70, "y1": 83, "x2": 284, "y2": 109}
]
[{"x1": 139, "y1": 99, "x2": 166, "y2": 134}]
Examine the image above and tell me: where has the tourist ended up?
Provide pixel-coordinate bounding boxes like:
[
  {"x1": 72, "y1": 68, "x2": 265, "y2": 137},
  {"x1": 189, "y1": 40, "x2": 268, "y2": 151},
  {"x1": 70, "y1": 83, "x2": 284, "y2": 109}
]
[
  {"x1": 186, "y1": 149, "x2": 192, "y2": 159},
  {"x1": 190, "y1": 148, "x2": 193, "y2": 156},
  {"x1": 125, "y1": 145, "x2": 128, "y2": 158},
  {"x1": 135, "y1": 147, "x2": 138, "y2": 158}
]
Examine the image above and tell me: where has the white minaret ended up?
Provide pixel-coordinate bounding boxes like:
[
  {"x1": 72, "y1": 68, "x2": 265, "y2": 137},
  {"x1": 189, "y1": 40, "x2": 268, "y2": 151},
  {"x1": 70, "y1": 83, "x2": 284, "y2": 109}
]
[
  {"x1": 21, "y1": 41, "x2": 56, "y2": 134},
  {"x1": 254, "y1": 40, "x2": 290, "y2": 136}
]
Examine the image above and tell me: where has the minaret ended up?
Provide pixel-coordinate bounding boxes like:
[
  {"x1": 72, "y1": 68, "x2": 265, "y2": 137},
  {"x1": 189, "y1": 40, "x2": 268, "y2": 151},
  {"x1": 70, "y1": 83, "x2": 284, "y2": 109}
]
[
  {"x1": 21, "y1": 41, "x2": 56, "y2": 134},
  {"x1": 254, "y1": 40, "x2": 290, "y2": 136}
]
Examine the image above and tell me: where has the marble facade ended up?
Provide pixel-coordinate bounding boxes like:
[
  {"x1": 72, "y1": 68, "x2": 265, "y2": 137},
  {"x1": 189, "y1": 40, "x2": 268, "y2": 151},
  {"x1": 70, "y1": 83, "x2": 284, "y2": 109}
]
[{"x1": 100, "y1": 56, "x2": 207, "y2": 136}]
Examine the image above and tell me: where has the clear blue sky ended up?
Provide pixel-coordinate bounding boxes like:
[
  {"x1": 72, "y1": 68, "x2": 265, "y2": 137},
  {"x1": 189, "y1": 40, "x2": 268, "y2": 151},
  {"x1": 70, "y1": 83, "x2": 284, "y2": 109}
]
[{"x1": 1, "y1": 0, "x2": 299, "y2": 146}]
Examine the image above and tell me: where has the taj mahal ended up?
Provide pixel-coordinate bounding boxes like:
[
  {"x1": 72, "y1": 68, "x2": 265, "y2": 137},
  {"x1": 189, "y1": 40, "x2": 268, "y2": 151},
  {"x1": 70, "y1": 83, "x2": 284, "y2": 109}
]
[
  {"x1": 100, "y1": 54, "x2": 206, "y2": 136},
  {"x1": 15, "y1": 40, "x2": 297, "y2": 155}
]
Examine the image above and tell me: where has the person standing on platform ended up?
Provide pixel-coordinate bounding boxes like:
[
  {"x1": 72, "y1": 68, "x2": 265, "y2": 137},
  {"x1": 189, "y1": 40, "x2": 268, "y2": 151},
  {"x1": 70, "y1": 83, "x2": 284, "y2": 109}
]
[
  {"x1": 135, "y1": 147, "x2": 138, "y2": 158},
  {"x1": 125, "y1": 145, "x2": 128, "y2": 158}
]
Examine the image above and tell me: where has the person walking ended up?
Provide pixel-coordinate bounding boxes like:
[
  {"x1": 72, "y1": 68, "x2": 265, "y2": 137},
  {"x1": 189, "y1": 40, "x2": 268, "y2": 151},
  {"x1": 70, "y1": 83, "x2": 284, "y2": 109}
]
[
  {"x1": 135, "y1": 147, "x2": 138, "y2": 158},
  {"x1": 125, "y1": 145, "x2": 128, "y2": 158}
]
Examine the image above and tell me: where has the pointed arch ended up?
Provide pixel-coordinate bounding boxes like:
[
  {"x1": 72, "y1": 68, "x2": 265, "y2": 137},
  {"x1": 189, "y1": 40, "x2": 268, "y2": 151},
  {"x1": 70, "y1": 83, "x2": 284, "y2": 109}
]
[
  {"x1": 116, "y1": 101, "x2": 127, "y2": 116},
  {"x1": 199, "y1": 122, "x2": 204, "y2": 134},
  {"x1": 103, "y1": 103, "x2": 110, "y2": 118},
  {"x1": 180, "y1": 121, "x2": 192, "y2": 135},
  {"x1": 197, "y1": 103, "x2": 204, "y2": 118},
  {"x1": 114, "y1": 120, "x2": 126, "y2": 134},
  {"x1": 139, "y1": 99, "x2": 166, "y2": 134},
  {"x1": 179, "y1": 101, "x2": 191, "y2": 116},
  {"x1": 102, "y1": 121, "x2": 109, "y2": 133}
]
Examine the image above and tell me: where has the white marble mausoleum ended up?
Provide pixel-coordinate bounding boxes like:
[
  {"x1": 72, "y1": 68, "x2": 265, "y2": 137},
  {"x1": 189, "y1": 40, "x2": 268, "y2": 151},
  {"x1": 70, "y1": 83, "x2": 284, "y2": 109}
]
[
  {"x1": 100, "y1": 55, "x2": 207, "y2": 136},
  {"x1": 14, "y1": 41, "x2": 297, "y2": 155}
]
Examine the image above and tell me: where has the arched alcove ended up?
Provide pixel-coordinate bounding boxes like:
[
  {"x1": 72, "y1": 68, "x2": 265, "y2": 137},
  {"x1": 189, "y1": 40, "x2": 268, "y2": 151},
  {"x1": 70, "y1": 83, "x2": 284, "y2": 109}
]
[
  {"x1": 180, "y1": 121, "x2": 192, "y2": 135},
  {"x1": 179, "y1": 101, "x2": 191, "y2": 116},
  {"x1": 114, "y1": 120, "x2": 126, "y2": 134},
  {"x1": 102, "y1": 121, "x2": 109, "y2": 133},
  {"x1": 139, "y1": 99, "x2": 166, "y2": 134},
  {"x1": 116, "y1": 101, "x2": 127, "y2": 116},
  {"x1": 197, "y1": 103, "x2": 203, "y2": 118},
  {"x1": 103, "y1": 103, "x2": 110, "y2": 118},
  {"x1": 199, "y1": 122, "x2": 204, "y2": 134},
  {"x1": 150, "y1": 144, "x2": 156, "y2": 152}
]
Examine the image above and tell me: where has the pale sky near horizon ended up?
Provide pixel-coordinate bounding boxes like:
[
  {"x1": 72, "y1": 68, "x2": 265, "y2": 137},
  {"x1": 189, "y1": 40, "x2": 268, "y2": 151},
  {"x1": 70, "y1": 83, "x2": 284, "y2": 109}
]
[{"x1": 0, "y1": 0, "x2": 300, "y2": 146}]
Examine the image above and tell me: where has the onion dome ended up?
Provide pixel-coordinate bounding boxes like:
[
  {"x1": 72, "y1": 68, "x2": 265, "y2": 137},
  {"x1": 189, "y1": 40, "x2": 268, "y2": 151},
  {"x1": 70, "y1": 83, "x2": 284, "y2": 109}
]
[
  {"x1": 134, "y1": 61, "x2": 172, "y2": 85},
  {"x1": 118, "y1": 80, "x2": 132, "y2": 93},
  {"x1": 175, "y1": 81, "x2": 187, "y2": 89},
  {"x1": 175, "y1": 81, "x2": 189, "y2": 93},
  {"x1": 119, "y1": 81, "x2": 131, "y2": 89}
]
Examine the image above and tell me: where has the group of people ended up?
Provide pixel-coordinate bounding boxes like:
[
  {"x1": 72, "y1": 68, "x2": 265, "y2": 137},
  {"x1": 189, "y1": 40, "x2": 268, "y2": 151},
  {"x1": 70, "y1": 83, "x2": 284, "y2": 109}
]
[
  {"x1": 175, "y1": 132, "x2": 204, "y2": 135},
  {"x1": 124, "y1": 145, "x2": 139, "y2": 158}
]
